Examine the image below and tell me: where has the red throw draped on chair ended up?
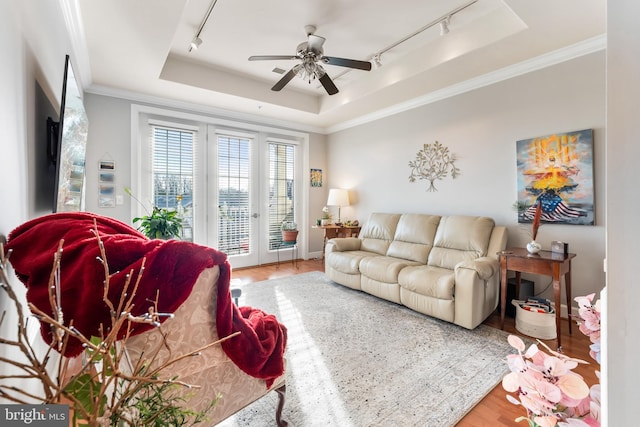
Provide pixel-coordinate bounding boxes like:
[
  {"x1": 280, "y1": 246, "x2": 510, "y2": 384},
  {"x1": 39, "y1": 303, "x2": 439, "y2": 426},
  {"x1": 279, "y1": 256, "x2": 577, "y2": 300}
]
[{"x1": 6, "y1": 212, "x2": 286, "y2": 387}]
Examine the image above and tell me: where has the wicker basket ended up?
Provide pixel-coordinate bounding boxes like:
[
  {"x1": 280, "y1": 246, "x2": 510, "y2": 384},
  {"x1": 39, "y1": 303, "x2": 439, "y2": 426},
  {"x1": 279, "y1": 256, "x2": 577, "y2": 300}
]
[{"x1": 512, "y1": 300, "x2": 557, "y2": 340}]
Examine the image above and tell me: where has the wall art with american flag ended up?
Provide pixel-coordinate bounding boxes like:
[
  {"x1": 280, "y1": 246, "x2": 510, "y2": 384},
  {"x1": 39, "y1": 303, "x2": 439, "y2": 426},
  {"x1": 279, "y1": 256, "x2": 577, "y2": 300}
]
[{"x1": 516, "y1": 128, "x2": 594, "y2": 226}]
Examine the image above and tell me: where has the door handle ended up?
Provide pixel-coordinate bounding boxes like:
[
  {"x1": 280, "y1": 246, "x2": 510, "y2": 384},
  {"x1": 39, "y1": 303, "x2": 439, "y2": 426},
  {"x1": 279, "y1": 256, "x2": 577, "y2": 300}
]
[{"x1": 252, "y1": 213, "x2": 259, "y2": 218}]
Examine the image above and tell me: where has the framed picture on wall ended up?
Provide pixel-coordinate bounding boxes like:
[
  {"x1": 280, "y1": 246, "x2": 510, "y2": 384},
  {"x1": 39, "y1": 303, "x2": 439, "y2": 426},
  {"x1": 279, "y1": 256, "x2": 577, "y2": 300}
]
[
  {"x1": 516, "y1": 128, "x2": 594, "y2": 225},
  {"x1": 311, "y1": 168, "x2": 323, "y2": 187},
  {"x1": 99, "y1": 160, "x2": 115, "y2": 170},
  {"x1": 98, "y1": 158, "x2": 116, "y2": 207},
  {"x1": 98, "y1": 184, "x2": 116, "y2": 208}
]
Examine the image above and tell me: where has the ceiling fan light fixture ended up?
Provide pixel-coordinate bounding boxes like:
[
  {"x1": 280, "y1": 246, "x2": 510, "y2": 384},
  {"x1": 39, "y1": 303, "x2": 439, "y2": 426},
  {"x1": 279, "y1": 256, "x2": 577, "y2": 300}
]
[
  {"x1": 190, "y1": 37, "x2": 203, "y2": 51},
  {"x1": 294, "y1": 59, "x2": 325, "y2": 83},
  {"x1": 249, "y1": 25, "x2": 373, "y2": 94}
]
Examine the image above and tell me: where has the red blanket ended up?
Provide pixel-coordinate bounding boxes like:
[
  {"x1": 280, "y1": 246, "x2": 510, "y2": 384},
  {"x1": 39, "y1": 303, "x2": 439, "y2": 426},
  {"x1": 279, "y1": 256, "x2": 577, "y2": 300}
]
[{"x1": 6, "y1": 212, "x2": 286, "y2": 387}]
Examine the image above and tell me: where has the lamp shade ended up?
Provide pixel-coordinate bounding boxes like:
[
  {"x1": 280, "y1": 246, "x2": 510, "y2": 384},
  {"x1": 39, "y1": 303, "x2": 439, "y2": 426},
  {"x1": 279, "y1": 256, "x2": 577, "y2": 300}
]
[{"x1": 327, "y1": 189, "x2": 350, "y2": 207}]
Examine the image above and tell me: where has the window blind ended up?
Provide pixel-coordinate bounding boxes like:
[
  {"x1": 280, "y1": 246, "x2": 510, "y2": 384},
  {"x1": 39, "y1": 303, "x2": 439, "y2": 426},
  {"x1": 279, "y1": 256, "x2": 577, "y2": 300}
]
[
  {"x1": 268, "y1": 141, "x2": 296, "y2": 250},
  {"x1": 151, "y1": 126, "x2": 194, "y2": 241},
  {"x1": 217, "y1": 135, "x2": 251, "y2": 255}
]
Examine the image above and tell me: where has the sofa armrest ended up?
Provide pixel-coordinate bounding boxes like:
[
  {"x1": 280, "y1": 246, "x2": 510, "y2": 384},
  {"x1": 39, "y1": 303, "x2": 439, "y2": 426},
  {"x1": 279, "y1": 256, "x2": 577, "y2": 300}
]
[
  {"x1": 453, "y1": 257, "x2": 501, "y2": 329},
  {"x1": 326, "y1": 237, "x2": 362, "y2": 254},
  {"x1": 454, "y1": 257, "x2": 498, "y2": 281},
  {"x1": 487, "y1": 226, "x2": 508, "y2": 260}
]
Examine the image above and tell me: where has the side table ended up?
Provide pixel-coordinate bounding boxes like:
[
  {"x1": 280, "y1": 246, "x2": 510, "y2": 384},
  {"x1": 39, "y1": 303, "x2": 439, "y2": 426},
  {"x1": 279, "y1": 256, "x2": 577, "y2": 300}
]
[{"x1": 498, "y1": 248, "x2": 576, "y2": 350}]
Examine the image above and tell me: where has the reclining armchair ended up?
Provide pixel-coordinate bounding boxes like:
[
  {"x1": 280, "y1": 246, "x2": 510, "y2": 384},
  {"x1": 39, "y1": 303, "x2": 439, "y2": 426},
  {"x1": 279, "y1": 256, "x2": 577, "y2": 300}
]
[
  {"x1": 125, "y1": 265, "x2": 287, "y2": 425},
  {"x1": 6, "y1": 212, "x2": 287, "y2": 426}
]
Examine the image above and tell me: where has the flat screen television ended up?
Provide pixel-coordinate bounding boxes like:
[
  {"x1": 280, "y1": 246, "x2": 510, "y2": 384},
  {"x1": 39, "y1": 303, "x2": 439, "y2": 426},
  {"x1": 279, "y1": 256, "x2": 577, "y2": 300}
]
[{"x1": 48, "y1": 54, "x2": 88, "y2": 213}]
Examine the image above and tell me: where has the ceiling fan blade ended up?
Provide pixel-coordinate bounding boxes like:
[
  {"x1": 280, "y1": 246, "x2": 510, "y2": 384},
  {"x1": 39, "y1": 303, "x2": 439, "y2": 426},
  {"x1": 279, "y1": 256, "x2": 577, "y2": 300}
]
[
  {"x1": 322, "y1": 56, "x2": 372, "y2": 71},
  {"x1": 307, "y1": 34, "x2": 326, "y2": 53},
  {"x1": 319, "y1": 73, "x2": 339, "y2": 95},
  {"x1": 249, "y1": 55, "x2": 298, "y2": 61},
  {"x1": 271, "y1": 68, "x2": 297, "y2": 91}
]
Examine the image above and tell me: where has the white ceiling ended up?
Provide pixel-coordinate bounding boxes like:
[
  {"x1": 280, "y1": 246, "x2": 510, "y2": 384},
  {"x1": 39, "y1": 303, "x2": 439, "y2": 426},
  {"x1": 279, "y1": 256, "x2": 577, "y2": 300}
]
[{"x1": 72, "y1": 0, "x2": 606, "y2": 133}]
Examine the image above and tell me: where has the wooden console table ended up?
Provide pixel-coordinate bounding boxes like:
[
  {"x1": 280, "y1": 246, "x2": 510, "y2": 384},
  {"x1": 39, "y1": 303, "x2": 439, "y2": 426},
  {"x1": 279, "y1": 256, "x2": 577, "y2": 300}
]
[
  {"x1": 313, "y1": 224, "x2": 361, "y2": 260},
  {"x1": 498, "y1": 248, "x2": 575, "y2": 350}
]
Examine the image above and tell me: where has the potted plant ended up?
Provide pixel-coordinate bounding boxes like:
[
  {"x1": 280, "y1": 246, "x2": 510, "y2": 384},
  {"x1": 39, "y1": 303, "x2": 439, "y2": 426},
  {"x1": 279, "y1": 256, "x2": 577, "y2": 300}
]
[
  {"x1": 321, "y1": 206, "x2": 332, "y2": 226},
  {"x1": 133, "y1": 206, "x2": 183, "y2": 239},
  {"x1": 281, "y1": 221, "x2": 298, "y2": 243},
  {"x1": 126, "y1": 187, "x2": 183, "y2": 239}
]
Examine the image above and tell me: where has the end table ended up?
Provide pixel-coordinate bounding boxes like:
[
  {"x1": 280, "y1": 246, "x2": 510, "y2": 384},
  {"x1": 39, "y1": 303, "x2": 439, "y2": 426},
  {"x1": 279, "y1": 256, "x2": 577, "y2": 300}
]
[{"x1": 498, "y1": 248, "x2": 575, "y2": 350}]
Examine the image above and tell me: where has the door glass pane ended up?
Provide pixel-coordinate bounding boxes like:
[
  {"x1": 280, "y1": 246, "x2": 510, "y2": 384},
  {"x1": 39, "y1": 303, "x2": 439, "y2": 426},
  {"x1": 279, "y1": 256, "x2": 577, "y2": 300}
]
[
  {"x1": 152, "y1": 127, "x2": 194, "y2": 241},
  {"x1": 268, "y1": 142, "x2": 295, "y2": 250},
  {"x1": 218, "y1": 135, "x2": 251, "y2": 255}
]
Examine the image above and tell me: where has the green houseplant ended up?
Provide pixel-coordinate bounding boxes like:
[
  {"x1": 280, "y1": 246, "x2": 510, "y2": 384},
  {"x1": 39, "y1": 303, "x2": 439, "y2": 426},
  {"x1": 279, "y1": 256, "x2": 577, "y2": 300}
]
[
  {"x1": 281, "y1": 221, "x2": 298, "y2": 243},
  {"x1": 125, "y1": 188, "x2": 183, "y2": 239},
  {"x1": 133, "y1": 206, "x2": 183, "y2": 240}
]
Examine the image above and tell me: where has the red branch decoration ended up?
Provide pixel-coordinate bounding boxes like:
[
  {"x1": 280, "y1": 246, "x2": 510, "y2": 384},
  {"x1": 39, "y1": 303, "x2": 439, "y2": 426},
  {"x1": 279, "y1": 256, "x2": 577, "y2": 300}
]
[{"x1": 531, "y1": 202, "x2": 542, "y2": 240}]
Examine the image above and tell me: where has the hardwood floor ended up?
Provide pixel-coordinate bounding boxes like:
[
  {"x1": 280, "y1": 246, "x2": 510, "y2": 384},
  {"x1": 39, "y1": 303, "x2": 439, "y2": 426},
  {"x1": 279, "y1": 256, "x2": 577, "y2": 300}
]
[{"x1": 232, "y1": 260, "x2": 599, "y2": 427}]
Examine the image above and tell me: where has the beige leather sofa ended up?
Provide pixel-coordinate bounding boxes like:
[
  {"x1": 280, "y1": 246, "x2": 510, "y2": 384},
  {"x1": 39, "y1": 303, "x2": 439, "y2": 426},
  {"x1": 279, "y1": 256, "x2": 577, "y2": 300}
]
[
  {"x1": 125, "y1": 266, "x2": 287, "y2": 426},
  {"x1": 325, "y1": 213, "x2": 507, "y2": 329}
]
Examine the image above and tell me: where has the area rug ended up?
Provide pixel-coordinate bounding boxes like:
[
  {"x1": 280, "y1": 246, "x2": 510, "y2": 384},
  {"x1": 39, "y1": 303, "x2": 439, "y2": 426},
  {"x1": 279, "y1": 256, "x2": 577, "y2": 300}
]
[{"x1": 217, "y1": 272, "x2": 513, "y2": 427}]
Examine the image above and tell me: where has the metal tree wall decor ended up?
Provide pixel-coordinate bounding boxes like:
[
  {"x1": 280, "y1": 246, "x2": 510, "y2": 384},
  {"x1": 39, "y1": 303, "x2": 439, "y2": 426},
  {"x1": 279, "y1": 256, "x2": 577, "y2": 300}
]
[{"x1": 408, "y1": 141, "x2": 460, "y2": 192}]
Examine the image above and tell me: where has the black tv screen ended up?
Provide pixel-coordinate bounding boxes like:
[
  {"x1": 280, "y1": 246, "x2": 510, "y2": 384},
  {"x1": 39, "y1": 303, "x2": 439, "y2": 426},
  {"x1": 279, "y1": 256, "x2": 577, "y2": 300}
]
[{"x1": 51, "y1": 54, "x2": 88, "y2": 213}]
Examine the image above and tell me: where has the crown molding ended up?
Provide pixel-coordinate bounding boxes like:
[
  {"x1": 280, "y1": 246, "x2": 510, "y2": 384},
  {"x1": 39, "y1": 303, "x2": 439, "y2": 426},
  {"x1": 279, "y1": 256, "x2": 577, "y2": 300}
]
[
  {"x1": 59, "y1": 0, "x2": 92, "y2": 89},
  {"x1": 326, "y1": 34, "x2": 607, "y2": 134}
]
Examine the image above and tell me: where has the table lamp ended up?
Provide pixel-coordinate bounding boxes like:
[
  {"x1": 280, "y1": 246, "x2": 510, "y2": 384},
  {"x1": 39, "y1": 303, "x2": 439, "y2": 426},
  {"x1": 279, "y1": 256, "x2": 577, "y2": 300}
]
[{"x1": 327, "y1": 188, "x2": 350, "y2": 224}]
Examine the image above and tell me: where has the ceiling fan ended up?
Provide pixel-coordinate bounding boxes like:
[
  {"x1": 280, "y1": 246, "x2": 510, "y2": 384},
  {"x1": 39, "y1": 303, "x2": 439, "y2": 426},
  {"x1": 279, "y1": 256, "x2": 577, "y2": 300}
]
[{"x1": 248, "y1": 25, "x2": 372, "y2": 95}]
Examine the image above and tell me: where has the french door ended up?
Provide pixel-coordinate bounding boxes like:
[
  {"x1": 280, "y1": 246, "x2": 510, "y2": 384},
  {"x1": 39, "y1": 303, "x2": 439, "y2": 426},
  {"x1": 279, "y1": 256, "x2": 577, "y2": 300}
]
[{"x1": 209, "y1": 126, "x2": 300, "y2": 268}]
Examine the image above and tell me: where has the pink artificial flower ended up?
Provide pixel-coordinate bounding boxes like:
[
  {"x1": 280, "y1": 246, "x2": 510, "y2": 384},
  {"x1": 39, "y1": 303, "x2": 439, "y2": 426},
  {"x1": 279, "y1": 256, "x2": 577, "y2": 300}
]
[
  {"x1": 557, "y1": 372, "x2": 590, "y2": 400},
  {"x1": 535, "y1": 415, "x2": 560, "y2": 427},
  {"x1": 558, "y1": 419, "x2": 593, "y2": 427},
  {"x1": 574, "y1": 293, "x2": 602, "y2": 364},
  {"x1": 589, "y1": 381, "x2": 601, "y2": 424},
  {"x1": 505, "y1": 293, "x2": 603, "y2": 427},
  {"x1": 503, "y1": 334, "x2": 593, "y2": 424},
  {"x1": 581, "y1": 416, "x2": 601, "y2": 427}
]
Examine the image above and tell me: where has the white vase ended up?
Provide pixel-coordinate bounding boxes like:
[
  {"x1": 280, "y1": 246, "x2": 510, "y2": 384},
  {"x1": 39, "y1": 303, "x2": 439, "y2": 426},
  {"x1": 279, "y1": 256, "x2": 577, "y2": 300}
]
[
  {"x1": 321, "y1": 219, "x2": 329, "y2": 226},
  {"x1": 526, "y1": 240, "x2": 542, "y2": 254}
]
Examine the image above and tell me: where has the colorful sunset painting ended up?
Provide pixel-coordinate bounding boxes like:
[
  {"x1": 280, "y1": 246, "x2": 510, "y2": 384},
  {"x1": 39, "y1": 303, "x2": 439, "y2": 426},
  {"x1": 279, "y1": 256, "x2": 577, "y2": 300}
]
[{"x1": 516, "y1": 129, "x2": 594, "y2": 225}]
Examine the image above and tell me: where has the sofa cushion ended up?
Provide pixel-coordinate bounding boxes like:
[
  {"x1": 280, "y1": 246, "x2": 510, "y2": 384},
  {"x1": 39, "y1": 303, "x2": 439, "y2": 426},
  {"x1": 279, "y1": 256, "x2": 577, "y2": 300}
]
[
  {"x1": 428, "y1": 216, "x2": 495, "y2": 270},
  {"x1": 359, "y1": 255, "x2": 419, "y2": 284},
  {"x1": 398, "y1": 265, "x2": 455, "y2": 300},
  {"x1": 359, "y1": 213, "x2": 401, "y2": 255},
  {"x1": 387, "y1": 214, "x2": 440, "y2": 263},
  {"x1": 326, "y1": 250, "x2": 376, "y2": 274}
]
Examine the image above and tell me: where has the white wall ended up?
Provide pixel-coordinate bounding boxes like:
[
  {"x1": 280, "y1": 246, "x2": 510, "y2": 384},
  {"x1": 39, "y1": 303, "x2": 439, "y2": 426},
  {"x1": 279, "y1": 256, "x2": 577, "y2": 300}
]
[
  {"x1": 605, "y1": 0, "x2": 640, "y2": 423},
  {"x1": 1, "y1": 2, "x2": 30, "y2": 237},
  {"x1": 327, "y1": 51, "x2": 606, "y2": 304},
  {"x1": 307, "y1": 133, "x2": 329, "y2": 253},
  {"x1": 0, "y1": 0, "x2": 74, "y2": 402},
  {"x1": 83, "y1": 94, "x2": 134, "y2": 221}
]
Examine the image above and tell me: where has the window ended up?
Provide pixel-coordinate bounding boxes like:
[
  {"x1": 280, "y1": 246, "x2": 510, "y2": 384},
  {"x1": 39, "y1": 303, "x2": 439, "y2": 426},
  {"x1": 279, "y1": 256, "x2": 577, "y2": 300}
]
[
  {"x1": 217, "y1": 134, "x2": 251, "y2": 255},
  {"x1": 132, "y1": 104, "x2": 309, "y2": 264},
  {"x1": 268, "y1": 141, "x2": 296, "y2": 250},
  {"x1": 151, "y1": 126, "x2": 194, "y2": 241}
]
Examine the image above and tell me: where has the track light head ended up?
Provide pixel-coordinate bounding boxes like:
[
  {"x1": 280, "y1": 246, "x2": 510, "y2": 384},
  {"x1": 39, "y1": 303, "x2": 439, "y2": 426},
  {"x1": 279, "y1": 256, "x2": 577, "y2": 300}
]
[
  {"x1": 372, "y1": 54, "x2": 382, "y2": 69},
  {"x1": 439, "y1": 17, "x2": 450, "y2": 36},
  {"x1": 190, "y1": 37, "x2": 203, "y2": 51}
]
